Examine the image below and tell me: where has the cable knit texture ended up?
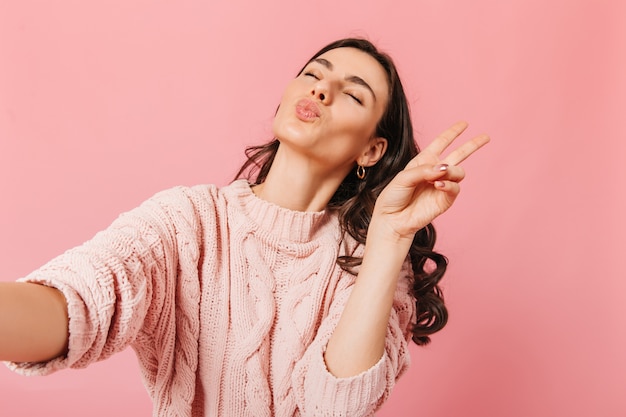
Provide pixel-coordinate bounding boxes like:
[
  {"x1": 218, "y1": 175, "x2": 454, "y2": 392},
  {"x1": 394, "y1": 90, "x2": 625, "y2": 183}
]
[{"x1": 7, "y1": 180, "x2": 416, "y2": 417}]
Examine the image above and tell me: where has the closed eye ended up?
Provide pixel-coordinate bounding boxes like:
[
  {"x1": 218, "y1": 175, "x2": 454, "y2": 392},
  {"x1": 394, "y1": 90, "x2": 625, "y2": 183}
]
[
  {"x1": 304, "y1": 71, "x2": 320, "y2": 80},
  {"x1": 346, "y1": 93, "x2": 363, "y2": 105}
]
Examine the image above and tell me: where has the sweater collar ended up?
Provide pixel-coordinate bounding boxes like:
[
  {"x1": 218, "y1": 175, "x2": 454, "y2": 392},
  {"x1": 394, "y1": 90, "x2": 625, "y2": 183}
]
[{"x1": 226, "y1": 180, "x2": 335, "y2": 243}]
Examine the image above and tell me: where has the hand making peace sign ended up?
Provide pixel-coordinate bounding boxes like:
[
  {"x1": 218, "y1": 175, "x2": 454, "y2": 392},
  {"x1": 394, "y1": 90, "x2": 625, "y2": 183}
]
[{"x1": 372, "y1": 121, "x2": 491, "y2": 241}]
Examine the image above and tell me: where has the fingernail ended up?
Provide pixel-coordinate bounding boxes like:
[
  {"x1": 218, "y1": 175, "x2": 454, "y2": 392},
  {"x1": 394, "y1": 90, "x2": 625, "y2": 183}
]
[
  {"x1": 435, "y1": 164, "x2": 448, "y2": 172},
  {"x1": 435, "y1": 181, "x2": 445, "y2": 188}
]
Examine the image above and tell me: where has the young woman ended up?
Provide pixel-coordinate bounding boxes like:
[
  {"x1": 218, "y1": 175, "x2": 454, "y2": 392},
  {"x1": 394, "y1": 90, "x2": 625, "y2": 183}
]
[{"x1": 0, "y1": 38, "x2": 489, "y2": 416}]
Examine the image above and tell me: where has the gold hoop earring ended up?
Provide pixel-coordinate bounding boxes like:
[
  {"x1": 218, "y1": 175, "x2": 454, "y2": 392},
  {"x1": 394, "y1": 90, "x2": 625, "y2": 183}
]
[{"x1": 356, "y1": 165, "x2": 366, "y2": 180}]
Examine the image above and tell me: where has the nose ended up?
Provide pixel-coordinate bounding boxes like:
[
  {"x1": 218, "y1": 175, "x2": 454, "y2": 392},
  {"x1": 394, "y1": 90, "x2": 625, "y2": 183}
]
[{"x1": 311, "y1": 80, "x2": 332, "y2": 104}]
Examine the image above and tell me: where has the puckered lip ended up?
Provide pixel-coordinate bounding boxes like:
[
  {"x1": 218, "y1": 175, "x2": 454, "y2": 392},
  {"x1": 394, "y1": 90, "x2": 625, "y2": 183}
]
[{"x1": 295, "y1": 98, "x2": 321, "y2": 121}]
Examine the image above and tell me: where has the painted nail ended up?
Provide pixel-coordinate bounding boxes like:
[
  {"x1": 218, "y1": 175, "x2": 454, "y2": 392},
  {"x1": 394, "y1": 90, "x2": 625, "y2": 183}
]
[{"x1": 435, "y1": 164, "x2": 449, "y2": 172}]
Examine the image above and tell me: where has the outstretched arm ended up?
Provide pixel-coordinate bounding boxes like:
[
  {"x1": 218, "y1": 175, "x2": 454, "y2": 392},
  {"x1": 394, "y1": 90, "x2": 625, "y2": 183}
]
[
  {"x1": 324, "y1": 121, "x2": 490, "y2": 377},
  {"x1": 0, "y1": 282, "x2": 69, "y2": 363}
]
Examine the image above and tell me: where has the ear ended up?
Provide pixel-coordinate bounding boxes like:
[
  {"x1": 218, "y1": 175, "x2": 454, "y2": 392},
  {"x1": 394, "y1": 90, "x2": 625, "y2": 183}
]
[{"x1": 358, "y1": 137, "x2": 388, "y2": 167}]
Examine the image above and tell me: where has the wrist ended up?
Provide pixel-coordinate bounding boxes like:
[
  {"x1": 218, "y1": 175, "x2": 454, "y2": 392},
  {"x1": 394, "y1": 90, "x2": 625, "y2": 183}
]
[
  {"x1": 362, "y1": 226, "x2": 413, "y2": 273},
  {"x1": 366, "y1": 217, "x2": 415, "y2": 248}
]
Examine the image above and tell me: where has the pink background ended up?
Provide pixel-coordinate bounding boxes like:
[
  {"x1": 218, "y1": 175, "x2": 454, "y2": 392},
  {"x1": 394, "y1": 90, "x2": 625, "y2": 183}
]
[{"x1": 1, "y1": 0, "x2": 625, "y2": 416}]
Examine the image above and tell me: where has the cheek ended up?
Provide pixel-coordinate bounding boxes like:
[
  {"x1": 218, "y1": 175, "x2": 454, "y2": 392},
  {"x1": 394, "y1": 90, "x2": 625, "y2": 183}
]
[
  {"x1": 272, "y1": 93, "x2": 294, "y2": 130},
  {"x1": 272, "y1": 80, "x2": 303, "y2": 122},
  {"x1": 280, "y1": 79, "x2": 303, "y2": 101},
  {"x1": 340, "y1": 114, "x2": 378, "y2": 141}
]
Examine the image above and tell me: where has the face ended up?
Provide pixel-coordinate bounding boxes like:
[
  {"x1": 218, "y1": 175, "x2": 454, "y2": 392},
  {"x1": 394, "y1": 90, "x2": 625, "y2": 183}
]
[{"x1": 272, "y1": 47, "x2": 389, "y2": 176}]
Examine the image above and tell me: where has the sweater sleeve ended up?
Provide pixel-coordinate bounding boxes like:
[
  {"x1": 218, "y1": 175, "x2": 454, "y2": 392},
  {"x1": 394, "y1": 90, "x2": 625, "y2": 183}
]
[
  {"x1": 5, "y1": 186, "x2": 200, "y2": 376},
  {"x1": 291, "y1": 259, "x2": 416, "y2": 417}
]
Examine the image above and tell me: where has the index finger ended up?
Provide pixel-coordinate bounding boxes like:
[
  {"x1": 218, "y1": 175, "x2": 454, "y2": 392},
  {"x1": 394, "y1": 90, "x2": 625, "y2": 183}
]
[
  {"x1": 443, "y1": 133, "x2": 491, "y2": 166},
  {"x1": 423, "y1": 121, "x2": 470, "y2": 156}
]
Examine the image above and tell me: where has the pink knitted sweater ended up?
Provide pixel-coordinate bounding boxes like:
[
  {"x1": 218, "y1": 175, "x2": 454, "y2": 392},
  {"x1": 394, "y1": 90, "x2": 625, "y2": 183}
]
[{"x1": 9, "y1": 180, "x2": 415, "y2": 416}]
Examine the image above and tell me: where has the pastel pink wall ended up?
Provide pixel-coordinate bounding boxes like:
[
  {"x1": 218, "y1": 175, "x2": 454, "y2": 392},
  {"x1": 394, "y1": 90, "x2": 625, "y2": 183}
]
[{"x1": 1, "y1": 1, "x2": 625, "y2": 416}]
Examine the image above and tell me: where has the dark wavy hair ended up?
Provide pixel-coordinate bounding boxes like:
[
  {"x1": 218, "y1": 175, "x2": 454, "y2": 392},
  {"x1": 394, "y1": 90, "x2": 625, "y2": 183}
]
[{"x1": 234, "y1": 38, "x2": 448, "y2": 345}]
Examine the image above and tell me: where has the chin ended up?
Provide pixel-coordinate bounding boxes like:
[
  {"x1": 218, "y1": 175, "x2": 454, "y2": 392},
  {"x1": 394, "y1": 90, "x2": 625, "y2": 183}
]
[{"x1": 273, "y1": 120, "x2": 316, "y2": 147}]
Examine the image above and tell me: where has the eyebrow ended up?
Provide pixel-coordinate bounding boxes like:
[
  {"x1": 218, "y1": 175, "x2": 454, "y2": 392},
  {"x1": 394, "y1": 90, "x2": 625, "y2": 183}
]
[{"x1": 313, "y1": 58, "x2": 377, "y2": 102}]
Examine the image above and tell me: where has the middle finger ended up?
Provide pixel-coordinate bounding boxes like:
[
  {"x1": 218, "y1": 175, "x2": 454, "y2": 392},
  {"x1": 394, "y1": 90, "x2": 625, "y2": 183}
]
[{"x1": 443, "y1": 134, "x2": 491, "y2": 166}]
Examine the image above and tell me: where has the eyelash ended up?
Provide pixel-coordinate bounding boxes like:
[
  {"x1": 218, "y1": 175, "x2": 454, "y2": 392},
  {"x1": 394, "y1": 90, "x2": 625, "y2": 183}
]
[
  {"x1": 346, "y1": 93, "x2": 362, "y2": 105},
  {"x1": 304, "y1": 71, "x2": 363, "y2": 105}
]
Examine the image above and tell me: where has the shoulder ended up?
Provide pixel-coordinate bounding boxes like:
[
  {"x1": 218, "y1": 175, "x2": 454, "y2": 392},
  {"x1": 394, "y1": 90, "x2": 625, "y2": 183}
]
[
  {"x1": 104, "y1": 182, "x2": 238, "y2": 235},
  {"x1": 147, "y1": 183, "x2": 220, "y2": 206},
  {"x1": 124, "y1": 180, "x2": 261, "y2": 232},
  {"x1": 136, "y1": 180, "x2": 250, "y2": 216},
  {"x1": 157, "y1": 179, "x2": 251, "y2": 205}
]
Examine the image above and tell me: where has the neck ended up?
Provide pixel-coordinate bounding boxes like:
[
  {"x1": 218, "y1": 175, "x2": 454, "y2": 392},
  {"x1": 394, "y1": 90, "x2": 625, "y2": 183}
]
[{"x1": 251, "y1": 147, "x2": 349, "y2": 212}]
